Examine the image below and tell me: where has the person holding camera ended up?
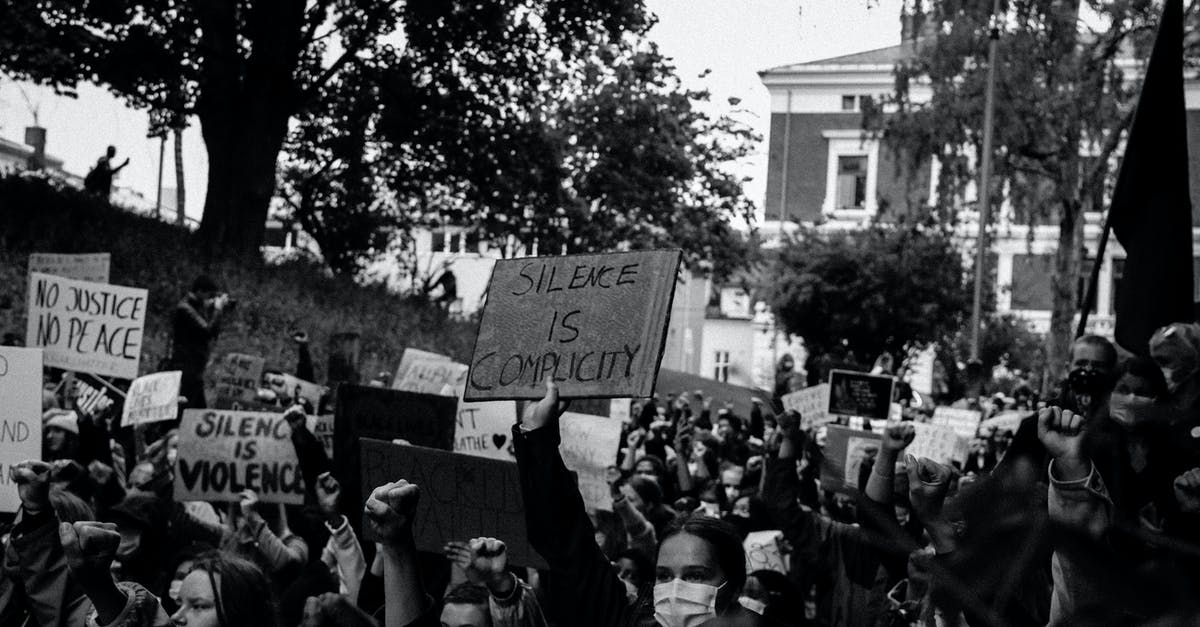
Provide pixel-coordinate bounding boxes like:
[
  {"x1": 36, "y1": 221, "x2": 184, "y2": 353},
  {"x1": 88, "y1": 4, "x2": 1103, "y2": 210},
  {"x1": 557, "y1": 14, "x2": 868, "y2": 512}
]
[{"x1": 169, "y1": 275, "x2": 233, "y2": 410}]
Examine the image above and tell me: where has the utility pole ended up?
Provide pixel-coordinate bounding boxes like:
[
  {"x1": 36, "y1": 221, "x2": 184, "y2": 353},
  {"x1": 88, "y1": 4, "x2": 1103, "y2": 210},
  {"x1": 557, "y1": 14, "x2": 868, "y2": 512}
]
[
  {"x1": 155, "y1": 135, "x2": 165, "y2": 219},
  {"x1": 970, "y1": 0, "x2": 1002, "y2": 361}
]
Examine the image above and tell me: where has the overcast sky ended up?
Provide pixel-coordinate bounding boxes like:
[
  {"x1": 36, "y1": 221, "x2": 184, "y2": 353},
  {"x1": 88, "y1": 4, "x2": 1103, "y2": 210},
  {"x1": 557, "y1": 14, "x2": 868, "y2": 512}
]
[{"x1": 0, "y1": 0, "x2": 903, "y2": 223}]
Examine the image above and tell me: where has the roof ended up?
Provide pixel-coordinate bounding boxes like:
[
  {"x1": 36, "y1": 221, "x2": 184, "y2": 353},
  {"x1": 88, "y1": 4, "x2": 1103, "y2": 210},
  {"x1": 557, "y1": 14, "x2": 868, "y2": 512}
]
[{"x1": 760, "y1": 43, "x2": 915, "y2": 75}]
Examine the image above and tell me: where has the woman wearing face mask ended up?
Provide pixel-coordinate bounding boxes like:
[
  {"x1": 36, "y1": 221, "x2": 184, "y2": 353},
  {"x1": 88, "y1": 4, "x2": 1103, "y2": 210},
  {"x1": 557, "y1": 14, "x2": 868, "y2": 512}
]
[{"x1": 513, "y1": 379, "x2": 780, "y2": 626}]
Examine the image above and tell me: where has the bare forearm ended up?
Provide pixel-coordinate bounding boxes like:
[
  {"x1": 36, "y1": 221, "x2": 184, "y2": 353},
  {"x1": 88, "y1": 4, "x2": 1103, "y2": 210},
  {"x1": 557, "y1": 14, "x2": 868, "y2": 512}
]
[
  {"x1": 383, "y1": 539, "x2": 427, "y2": 627},
  {"x1": 865, "y1": 449, "x2": 899, "y2": 504}
]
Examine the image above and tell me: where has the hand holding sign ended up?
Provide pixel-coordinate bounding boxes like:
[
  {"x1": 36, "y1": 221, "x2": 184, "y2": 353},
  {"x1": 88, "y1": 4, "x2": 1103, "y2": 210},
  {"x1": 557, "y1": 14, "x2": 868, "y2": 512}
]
[
  {"x1": 519, "y1": 378, "x2": 569, "y2": 431},
  {"x1": 364, "y1": 479, "x2": 421, "y2": 547}
]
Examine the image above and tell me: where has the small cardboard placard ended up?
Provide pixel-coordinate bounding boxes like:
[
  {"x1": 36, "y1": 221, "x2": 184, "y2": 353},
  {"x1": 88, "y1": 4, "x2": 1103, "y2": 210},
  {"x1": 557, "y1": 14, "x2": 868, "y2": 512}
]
[
  {"x1": 306, "y1": 414, "x2": 336, "y2": 460},
  {"x1": 359, "y1": 438, "x2": 547, "y2": 568},
  {"x1": 0, "y1": 347, "x2": 44, "y2": 513},
  {"x1": 212, "y1": 353, "x2": 265, "y2": 409},
  {"x1": 174, "y1": 409, "x2": 305, "y2": 505},
  {"x1": 559, "y1": 412, "x2": 623, "y2": 512},
  {"x1": 454, "y1": 398, "x2": 518, "y2": 461},
  {"x1": 464, "y1": 250, "x2": 682, "y2": 401},
  {"x1": 393, "y1": 349, "x2": 468, "y2": 397},
  {"x1": 932, "y1": 407, "x2": 982, "y2": 439},
  {"x1": 781, "y1": 384, "x2": 832, "y2": 428},
  {"x1": 819, "y1": 425, "x2": 881, "y2": 495},
  {"x1": 907, "y1": 422, "x2": 968, "y2": 466},
  {"x1": 29, "y1": 252, "x2": 111, "y2": 283},
  {"x1": 121, "y1": 371, "x2": 182, "y2": 426},
  {"x1": 743, "y1": 530, "x2": 787, "y2": 574},
  {"x1": 264, "y1": 372, "x2": 325, "y2": 409},
  {"x1": 26, "y1": 272, "x2": 147, "y2": 379},
  {"x1": 828, "y1": 370, "x2": 895, "y2": 421}
]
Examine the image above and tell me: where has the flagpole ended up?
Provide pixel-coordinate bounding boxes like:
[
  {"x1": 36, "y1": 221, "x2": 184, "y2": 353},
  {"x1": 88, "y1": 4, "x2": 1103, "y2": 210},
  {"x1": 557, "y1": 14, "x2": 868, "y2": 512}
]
[
  {"x1": 1077, "y1": 200, "x2": 1114, "y2": 339},
  {"x1": 970, "y1": 0, "x2": 1002, "y2": 361}
]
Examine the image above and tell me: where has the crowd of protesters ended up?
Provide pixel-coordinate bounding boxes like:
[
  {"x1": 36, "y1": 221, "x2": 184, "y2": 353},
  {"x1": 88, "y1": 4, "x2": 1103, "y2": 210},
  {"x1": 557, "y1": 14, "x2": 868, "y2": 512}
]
[{"x1": 6, "y1": 280, "x2": 1200, "y2": 626}]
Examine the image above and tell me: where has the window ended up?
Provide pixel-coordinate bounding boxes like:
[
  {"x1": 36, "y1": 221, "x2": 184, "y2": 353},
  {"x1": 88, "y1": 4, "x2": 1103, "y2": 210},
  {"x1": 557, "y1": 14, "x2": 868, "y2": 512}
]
[
  {"x1": 836, "y1": 156, "x2": 868, "y2": 210},
  {"x1": 841, "y1": 95, "x2": 857, "y2": 111},
  {"x1": 1010, "y1": 254, "x2": 1054, "y2": 311},
  {"x1": 714, "y1": 351, "x2": 731, "y2": 383}
]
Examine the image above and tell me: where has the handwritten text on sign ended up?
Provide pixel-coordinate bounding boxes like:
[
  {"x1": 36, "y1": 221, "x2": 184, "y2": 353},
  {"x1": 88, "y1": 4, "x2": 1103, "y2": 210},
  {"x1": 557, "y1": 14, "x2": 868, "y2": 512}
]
[
  {"x1": 0, "y1": 347, "x2": 43, "y2": 513},
  {"x1": 25, "y1": 273, "x2": 147, "y2": 379},
  {"x1": 932, "y1": 407, "x2": 982, "y2": 439},
  {"x1": 465, "y1": 250, "x2": 681, "y2": 400},
  {"x1": 121, "y1": 371, "x2": 182, "y2": 426},
  {"x1": 559, "y1": 412, "x2": 623, "y2": 512},
  {"x1": 828, "y1": 370, "x2": 895, "y2": 421},
  {"x1": 781, "y1": 384, "x2": 832, "y2": 428},
  {"x1": 175, "y1": 410, "x2": 305, "y2": 505},
  {"x1": 393, "y1": 350, "x2": 468, "y2": 397},
  {"x1": 454, "y1": 398, "x2": 518, "y2": 461},
  {"x1": 213, "y1": 354, "x2": 265, "y2": 408},
  {"x1": 360, "y1": 439, "x2": 547, "y2": 568},
  {"x1": 29, "y1": 252, "x2": 111, "y2": 283}
]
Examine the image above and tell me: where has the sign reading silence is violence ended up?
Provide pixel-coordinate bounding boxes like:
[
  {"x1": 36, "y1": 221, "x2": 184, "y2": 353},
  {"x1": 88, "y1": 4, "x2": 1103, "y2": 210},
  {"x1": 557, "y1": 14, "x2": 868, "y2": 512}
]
[
  {"x1": 464, "y1": 250, "x2": 682, "y2": 401},
  {"x1": 175, "y1": 409, "x2": 306, "y2": 505},
  {"x1": 25, "y1": 272, "x2": 147, "y2": 379}
]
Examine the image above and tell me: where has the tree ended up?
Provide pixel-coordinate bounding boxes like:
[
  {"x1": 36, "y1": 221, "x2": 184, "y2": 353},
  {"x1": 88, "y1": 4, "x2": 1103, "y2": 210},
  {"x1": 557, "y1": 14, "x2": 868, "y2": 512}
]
[
  {"x1": 0, "y1": 0, "x2": 645, "y2": 257},
  {"x1": 767, "y1": 223, "x2": 972, "y2": 360},
  {"x1": 870, "y1": 0, "x2": 1194, "y2": 379}
]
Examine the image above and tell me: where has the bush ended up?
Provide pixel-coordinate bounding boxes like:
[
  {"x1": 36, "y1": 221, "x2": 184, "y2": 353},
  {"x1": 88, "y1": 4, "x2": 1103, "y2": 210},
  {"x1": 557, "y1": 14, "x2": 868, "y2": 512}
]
[{"x1": 0, "y1": 173, "x2": 477, "y2": 388}]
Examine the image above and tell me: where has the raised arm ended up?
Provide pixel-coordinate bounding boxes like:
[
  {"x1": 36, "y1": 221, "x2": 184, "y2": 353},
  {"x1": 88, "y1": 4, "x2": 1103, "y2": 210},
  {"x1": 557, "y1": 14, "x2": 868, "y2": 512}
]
[{"x1": 364, "y1": 479, "x2": 433, "y2": 627}]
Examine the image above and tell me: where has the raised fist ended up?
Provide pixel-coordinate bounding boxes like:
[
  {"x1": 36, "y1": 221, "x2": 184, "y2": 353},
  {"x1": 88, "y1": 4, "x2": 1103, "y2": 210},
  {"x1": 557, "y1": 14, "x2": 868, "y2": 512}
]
[
  {"x1": 1175, "y1": 468, "x2": 1200, "y2": 514},
  {"x1": 364, "y1": 479, "x2": 420, "y2": 546},
  {"x1": 316, "y1": 472, "x2": 341, "y2": 516},
  {"x1": 881, "y1": 422, "x2": 916, "y2": 453},
  {"x1": 445, "y1": 537, "x2": 510, "y2": 592},
  {"x1": 1037, "y1": 406, "x2": 1085, "y2": 461},
  {"x1": 59, "y1": 521, "x2": 120, "y2": 584},
  {"x1": 905, "y1": 454, "x2": 956, "y2": 520},
  {"x1": 10, "y1": 460, "x2": 52, "y2": 512}
]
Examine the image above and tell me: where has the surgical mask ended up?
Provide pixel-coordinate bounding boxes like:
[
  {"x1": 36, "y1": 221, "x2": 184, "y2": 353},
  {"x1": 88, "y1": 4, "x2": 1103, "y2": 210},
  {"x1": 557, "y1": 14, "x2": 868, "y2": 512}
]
[
  {"x1": 1108, "y1": 392, "x2": 1154, "y2": 427},
  {"x1": 654, "y1": 579, "x2": 723, "y2": 627},
  {"x1": 168, "y1": 578, "x2": 183, "y2": 604},
  {"x1": 739, "y1": 596, "x2": 766, "y2": 615}
]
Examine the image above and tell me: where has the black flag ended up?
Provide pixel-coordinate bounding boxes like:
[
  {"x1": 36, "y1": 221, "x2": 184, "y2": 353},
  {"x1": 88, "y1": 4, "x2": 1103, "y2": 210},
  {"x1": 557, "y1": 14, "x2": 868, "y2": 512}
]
[{"x1": 1111, "y1": 0, "x2": 1194, "y2": 355}]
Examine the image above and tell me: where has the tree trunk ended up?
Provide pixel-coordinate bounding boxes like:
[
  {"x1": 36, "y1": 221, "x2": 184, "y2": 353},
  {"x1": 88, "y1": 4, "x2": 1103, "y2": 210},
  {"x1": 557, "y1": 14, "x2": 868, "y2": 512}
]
[
  {"x1": 1046, "y1": 196, "x2": 1084, "y2": 386},
  {"x1": 173, "y1": 127, "x2": 186, "y2": 227}
]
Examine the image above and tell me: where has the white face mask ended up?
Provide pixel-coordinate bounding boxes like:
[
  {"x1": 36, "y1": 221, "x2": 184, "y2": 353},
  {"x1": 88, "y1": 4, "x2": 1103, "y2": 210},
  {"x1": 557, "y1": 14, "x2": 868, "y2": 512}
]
[
  {"x1": 654, "y1": 579, "x2": 723, "y2": 627},
  {"x1": 1108, "y1": 392, "x2": 1155, "y2": 427},
  {"x1": 739, "y1": 595, "x2": 767, "y2": 615}
]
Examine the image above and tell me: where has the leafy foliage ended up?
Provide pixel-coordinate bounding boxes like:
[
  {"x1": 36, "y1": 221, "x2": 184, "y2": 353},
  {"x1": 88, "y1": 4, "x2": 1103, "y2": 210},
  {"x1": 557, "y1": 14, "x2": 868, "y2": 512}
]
[{"x1": 767, "y1": 224, "x2": 972, "y2": 359}]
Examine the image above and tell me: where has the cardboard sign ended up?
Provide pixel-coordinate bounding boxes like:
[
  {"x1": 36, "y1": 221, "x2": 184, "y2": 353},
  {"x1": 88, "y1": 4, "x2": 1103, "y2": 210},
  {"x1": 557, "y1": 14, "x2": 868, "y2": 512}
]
[
  {"x1": 212, "y1": 353, "x2": 266, "y2": 409},
  {"x1": 393, "y1": 349, "x2": 468, "y2": 396},
  {"x1": 819, "y1": 425, "x2": 881, "y2": 494},
  {"x1": 25, "y1": 273, "x2": 147, "y2": 379},
  {"x1": 73, "y1": 375, "x2": 116, "y2": 415},
  {"x1": 121, "y1": 371, "x2": 182, "y2": 426},
  {"x1": 932, "y1": 407, "x2": 982, "y2": 439},
  {"x1": 610, "y1": 398, "x2": 633, "y2": 423},
  {"x1": 29, "y1": 252, "x2": 111, "y2": 283},
  {"x1": 359, "y1": 439, "x2": 547, "y2": 568},
  {"x1": 559, "y1": 412, "x2": 623, "y2": 512},
  {"x1": 174, "y1": 410, "x2": 305, "y2": 505},
  {"x1": 829, "y1": 370, "x2": 895, "y2": 421},
  {"x1": 743, "y1": 530, "x2": 787, "y2": 574},
  {"x1": 0, "y1": 347, "x2": 44, "y2": 513},
  {"x1": 907, "y1": 422, "x2": 968, "y2": 466},
  {"x1": 264, "y1": 372, "x2": 325, "y2": 409},
  {"x1": 306, "y1": 414, "x2": 336, "y2": 460},
  {"x1": 333, "y1": 385, "x2": 459, "y2": 527},
  {"x1": 781, "y1": 384, "x2": 832, "y2": 428},
  {"x1": 655, "y1": 368, "x2": 778, "y2": 417},
  {"x1": 465, "y1": 250, "x2": 682, "y2": 401},
  {"x1": 454, "y1": 399, "x2": 518, "y2": 461}
]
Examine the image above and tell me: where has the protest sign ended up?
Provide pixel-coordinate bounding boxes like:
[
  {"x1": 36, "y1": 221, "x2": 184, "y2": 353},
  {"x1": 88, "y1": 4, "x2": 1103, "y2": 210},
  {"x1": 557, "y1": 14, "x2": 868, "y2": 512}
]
[
  {"x1": 781, "y1": 384, "x2": 832, "y2": 428},
  {"x1": 174, "y1": 409, "x2": 305, "y2": 505},
  {"x1": 610, "y1": 398, "x2": 632, "y2": 423},
  {"x1": 29, "y1": 252, "x2": 111, "y2": 283},
  {"x1": 907, "y1": 422, "x2": 968, "y2": 466},
  {"x1": 829, "y1": 370, "x2": 895, "y2": 421},
  {"x1": 743, "y1": 530, "x2": 787, "y2": 574},
  {"x1": 121, "y1": 371, "x2": 182, "y2": 427},
  {"x1": 333, "y1": 384, "x2": 459, "y2": 528},
  {"x1": 559, "y1": 412, "x2": 623, "y2": 511},
  {"x1": 0, "y1": 347, "x2": 43, "y2": 513},
  {"x1": 454, "y1": 399, "x2": 518, "y2": 461},
  {"x1": 393, "y1": 349, "x2": 468, "y2": 396},
  {"x1": 980, "y1": 410, "x2": 1029, "y2": 435},
  {"x1": 819, "y1": 425, "x2": 881, "y2": 494},
  {"x1": 932, "y1": 407, "x2": 982, "y2": 439},
  {"x1": 306, "y1": 415, "x2": 336, "y2": 460},
  {"x1": 655, "y1": 368, "x2": 778, "y2": 417},
  {"x1": 25, "y1": 272, "x2": 147, "y2": 379},
  {"x1": 212, "y1": 353, "x2": 265, "y2": 409},
  {"x1": 264, "y1": 371, "x2": 325, "y2": 409},
  {"x1": 465, "y1": 250, "x2": 682, "y2": 401},
  {"x1": 906, "y1": 346, "x2": 936, "y2": 396},
  {"x1": 360, "y1": 438, "x2": 547, "y2": 568},
  {"x1": 72, "y1": 374, "x2": 116, "y2": 415}
]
